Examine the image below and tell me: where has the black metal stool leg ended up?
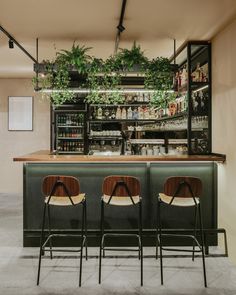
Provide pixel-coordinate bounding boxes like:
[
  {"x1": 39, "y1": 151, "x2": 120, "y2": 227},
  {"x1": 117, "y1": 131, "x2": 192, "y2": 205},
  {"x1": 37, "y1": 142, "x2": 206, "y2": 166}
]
[
  {"x1": 37, "y1": 203, "x2": 47, "y2": 285},
  {"x1": 79, "y1": 202, "x2": 85, "y2": 287},
  {"x1": 79, "y1": 237, "x2": 84, "y2": 287},
  {"x1": 47, "y1": 206, "x2": 53, "y2": 260},
  {"x1": 198, "y1": 203, "x2": 207, "y2": 288},
  {"x1": 83, "y1": 200, "x2": 88, "y2": 260},
  {"x1": 99, "y1": 200, "x2": 104, "y2": 284},
  {"x1": 139, "y1": 201, "x2": 143, "y2": 286},
  {"x1": 158, "y1": 199, "x2": 163, "y2": 285},
  {"x1": 156, "y1": 197, "x2": 159, "y2": 260},
  {"x1": 192, "y1": 205, "x2": 198, "y2": 261}
]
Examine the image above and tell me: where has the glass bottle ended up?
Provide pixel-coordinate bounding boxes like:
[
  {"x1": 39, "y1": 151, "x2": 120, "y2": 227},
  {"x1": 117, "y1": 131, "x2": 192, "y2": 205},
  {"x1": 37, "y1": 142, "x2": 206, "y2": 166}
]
[
  {"x1": 127, "y1": 107, "x2": 133, "y2": 119},
  {"x1": 116, "y1": 106, "x2": 122, "y2": 119},
  {"x1": 97, "y1": 107, "x2": 103, "y2": 120},
  {"x1": 121, "y1": 107, "x2": 127, "y2": 119}
]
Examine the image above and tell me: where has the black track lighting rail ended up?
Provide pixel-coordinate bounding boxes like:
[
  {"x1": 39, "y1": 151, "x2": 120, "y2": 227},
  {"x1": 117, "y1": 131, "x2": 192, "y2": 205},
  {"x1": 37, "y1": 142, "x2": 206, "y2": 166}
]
[
  {"x1": 114, "y1": 0, "x2": 127, "y2": 54},
  {"x1": 0, "y1": 24, "x2": 38, "y2": 64}
]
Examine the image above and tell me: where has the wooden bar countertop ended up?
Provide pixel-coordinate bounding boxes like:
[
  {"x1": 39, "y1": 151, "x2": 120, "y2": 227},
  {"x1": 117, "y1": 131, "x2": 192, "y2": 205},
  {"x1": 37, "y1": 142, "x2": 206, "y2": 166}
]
[{"x1": 13, "y1": 150, "x2": 226, "y2": 163}]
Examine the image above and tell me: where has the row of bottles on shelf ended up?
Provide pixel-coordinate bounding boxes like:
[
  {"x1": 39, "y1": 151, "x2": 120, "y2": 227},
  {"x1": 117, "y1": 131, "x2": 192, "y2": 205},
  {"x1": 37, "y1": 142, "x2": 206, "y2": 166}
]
[
  {"x1": 191, "y1": 63, "x2": 208, "y2": 83},
  {"x1": 57, "y1": 141, "x2": 84, "y2": 152},
  {"x1": 93, "y1": 106, "x2": 156, "y2": 120},
  {"x1": 92, "y1": 100, "x2": 187, "y2": 121},
  {"x1": 174, "y1": 63, "x2": 208, "y2": 90},
  {"x1": 174, "y1": 66, "x2": 188, "y2": 90},
  {"x1": 192, "y1": 90, "x2": 208, "y2": 115},
  {"x1": 57, "y1": 129, "x2": 83, "y2": 138},
  {"x1": 57, "y1": 114, "x2": 84, "y2": 126}
]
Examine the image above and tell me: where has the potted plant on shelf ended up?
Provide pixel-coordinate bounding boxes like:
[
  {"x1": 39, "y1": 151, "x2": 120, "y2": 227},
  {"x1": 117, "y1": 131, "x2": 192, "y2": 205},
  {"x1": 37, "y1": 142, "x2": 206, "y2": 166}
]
[
  {"x1": 34, "y1": 43, "x2": 92, "y2": 106},
  {"x1": 117, "y1": 41, "x2": 148, "y2": 72}
]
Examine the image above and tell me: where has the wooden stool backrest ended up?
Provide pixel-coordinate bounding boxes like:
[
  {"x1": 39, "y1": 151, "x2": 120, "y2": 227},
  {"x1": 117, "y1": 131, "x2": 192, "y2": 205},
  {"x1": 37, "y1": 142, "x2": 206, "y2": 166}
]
[
  {"x1": 42, "y1": 175, "x2": 80, "y2": 197},
  {"x1": 164, "y1": 176, "x2": 202, "y2": 198},
  {"x1": 102, "y1": 175, "x2": 140, "y2": 197}
]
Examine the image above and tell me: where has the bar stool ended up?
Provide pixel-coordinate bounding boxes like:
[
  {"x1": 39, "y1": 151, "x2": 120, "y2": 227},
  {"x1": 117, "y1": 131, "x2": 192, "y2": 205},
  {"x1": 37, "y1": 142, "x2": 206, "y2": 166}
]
[
  {"x1": 156, "y1": 176, "x2": 207, "y2": 287},
  {"x1": 98, "y1": 175, "x2": 143, "y2": 286},
  {"x1": 37, "y1": 175, "x2": 87, "y2": 286}
]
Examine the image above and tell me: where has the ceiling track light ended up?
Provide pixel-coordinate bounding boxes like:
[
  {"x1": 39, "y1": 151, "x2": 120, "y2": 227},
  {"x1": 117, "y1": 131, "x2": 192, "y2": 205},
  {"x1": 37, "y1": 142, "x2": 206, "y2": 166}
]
[
  {"x1": 0, "y1": 25, "x2": 37, "y2": 63},
  {"x1": 117, "y1": 24, "x2": 125, "y2": 32},
  {"x1": 114, "y1": 0, "x2": 127, "y2": 54},
  {"x1": 8, "y1": 39, "x2": 14, "y2": 49}
]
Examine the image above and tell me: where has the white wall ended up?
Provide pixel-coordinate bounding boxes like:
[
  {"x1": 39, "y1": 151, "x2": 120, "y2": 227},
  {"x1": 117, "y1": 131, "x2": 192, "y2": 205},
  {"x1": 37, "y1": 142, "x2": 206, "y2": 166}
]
[
  {"x1": 212, "y1": 18, "x2": 236, "y2": 264},
  {"x1": 0, "y1": 79, "x2": 50, "y2": 194}
]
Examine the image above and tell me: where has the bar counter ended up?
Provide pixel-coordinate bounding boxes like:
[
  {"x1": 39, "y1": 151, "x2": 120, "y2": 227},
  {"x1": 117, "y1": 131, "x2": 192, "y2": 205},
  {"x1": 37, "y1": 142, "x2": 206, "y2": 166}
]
[
  {"x1": 13, "y1": 150, "x2": 226, "y2": 162},
  {"x1": 14, "y1": 150, "x2": 225, "y2": 247}
]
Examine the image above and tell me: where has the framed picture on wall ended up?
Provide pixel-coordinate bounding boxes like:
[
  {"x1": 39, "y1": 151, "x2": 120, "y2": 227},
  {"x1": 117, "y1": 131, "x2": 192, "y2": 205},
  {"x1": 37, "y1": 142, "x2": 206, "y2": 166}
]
[{"x1": 8, "y1": 96, "x2": 33, "y2": 131}]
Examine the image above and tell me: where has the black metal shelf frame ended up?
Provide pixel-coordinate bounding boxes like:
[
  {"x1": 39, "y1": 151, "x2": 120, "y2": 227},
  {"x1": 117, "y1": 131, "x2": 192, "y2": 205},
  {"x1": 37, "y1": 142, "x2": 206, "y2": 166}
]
[{"x1": 170, "y1": 41, "x2": 211, "y2": 155}]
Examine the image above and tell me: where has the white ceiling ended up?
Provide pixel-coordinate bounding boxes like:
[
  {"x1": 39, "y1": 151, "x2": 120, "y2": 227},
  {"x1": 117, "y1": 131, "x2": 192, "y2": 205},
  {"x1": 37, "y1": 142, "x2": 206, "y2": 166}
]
[{"x1": 0, "y1": 0, "x2": 236, "y2": 78}]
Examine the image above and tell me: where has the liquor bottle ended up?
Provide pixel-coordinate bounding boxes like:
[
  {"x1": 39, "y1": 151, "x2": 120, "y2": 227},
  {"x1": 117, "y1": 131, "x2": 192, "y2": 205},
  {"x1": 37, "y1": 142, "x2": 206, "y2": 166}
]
[
  {"x1": 116, "y1": 106, "x2": 122, "y2": 119},
  {"x1": 111, "y1": 108, "x2": 116, "y2": 119},
  {"x1": 178, "y1": 69, "x2": 182, "y2": 87},
  {"x1": 127, "y1": 107, "x2": 133, "y2": 119},
  {"x1": 103, "y1": 107, "x2": 110, "y2": 119},
  {"x1": 174, "y1": 72, "x2": 179, "y2": 91},
  {"x1": 143, "y1": 107, "x2": 149, "y2": 119},
  {"x1": 97, "y1": 107, "x2": 103, "y2": 120},
  {"x1": 138, "y1": 106, "x2": 144, "y2": 119},
  {"x1": 132, "y1": 107, "x2": 139, "y2": 119},
  {"x1": 149, "y1": 107, "x2": 156, "y2": 119},
  {"x1": 181, "y1": 66, "x2": 188, "y2": 86},
  {"x1": 194, "y1": 63, "x2": 201, "y2": 82},
  {"x1": 121, "y1": 107, "x2": 127, "y2": 119},
  {"x1": 144, "y1": 93, "x2": 150, "y2": 102}
]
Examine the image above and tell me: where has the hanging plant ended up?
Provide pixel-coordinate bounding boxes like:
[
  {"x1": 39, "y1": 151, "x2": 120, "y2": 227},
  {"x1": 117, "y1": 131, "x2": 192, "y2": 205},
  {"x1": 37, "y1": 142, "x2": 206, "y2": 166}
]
[
  {"x1": 144, "y1": 57, "x2": 173, "y2": 90},
  {"x1": 150, "y1": 90, "x2": 176, "y2": 109},
  {"x1": 56, "y1": 42, "x2": 92, "y2": 74},
  {"x1": 117, "y1": 41, "x2": 148, "y2": 72},
  {"x1": 33, "y1": 42, "x2": 175, "y2": 106},
  {"x1": 86, "y1": 56, "x2": 124, "y2": 104}
]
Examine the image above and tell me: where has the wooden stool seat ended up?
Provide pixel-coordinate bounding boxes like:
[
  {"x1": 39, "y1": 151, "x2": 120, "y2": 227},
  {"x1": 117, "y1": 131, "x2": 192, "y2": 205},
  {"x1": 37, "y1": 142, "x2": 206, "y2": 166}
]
[
  {"x1": 159, "y1": 193, "x2": 200, "y2": 207},
  {"x1": 102, "y1": 194, "x2": 140, "y2": 206},
  {"x1": 45, "y1": 193, "x2": 85, "y2": 206}
]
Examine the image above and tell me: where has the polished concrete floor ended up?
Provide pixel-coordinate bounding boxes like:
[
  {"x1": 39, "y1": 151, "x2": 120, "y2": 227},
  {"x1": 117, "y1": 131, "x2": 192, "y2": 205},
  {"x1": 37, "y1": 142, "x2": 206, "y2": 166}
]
[{"x1": 0, "y1": 193, "x2": 236, "y2": 295}]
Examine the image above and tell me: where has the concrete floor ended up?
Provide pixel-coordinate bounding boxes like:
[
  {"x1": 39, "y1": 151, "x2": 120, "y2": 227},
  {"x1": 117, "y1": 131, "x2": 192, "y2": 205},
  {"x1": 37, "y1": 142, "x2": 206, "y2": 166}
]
[{"x1": 1, "y1": 193, "x2": 236, "y2": 295}]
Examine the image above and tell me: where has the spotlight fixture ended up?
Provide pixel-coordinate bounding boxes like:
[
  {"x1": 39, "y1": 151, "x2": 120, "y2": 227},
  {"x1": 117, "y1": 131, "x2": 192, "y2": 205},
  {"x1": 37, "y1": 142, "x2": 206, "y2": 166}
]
[
  {"x1": 8, "y1": 39, "x2": 14, "y2": 49},
  {"x1": 117, "y1": 24, "x2": 125, "y2": 32}
]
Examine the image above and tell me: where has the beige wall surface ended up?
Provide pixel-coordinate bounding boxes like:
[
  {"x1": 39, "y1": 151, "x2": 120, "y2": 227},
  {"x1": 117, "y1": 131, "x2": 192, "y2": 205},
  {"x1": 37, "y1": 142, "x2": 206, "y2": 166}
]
[
  {"x1": 212, "y1": 18, "x2": 236, "y2": 264},
  {"x1": 0, "y1": 79, "x2": 50, "y2": 194}
]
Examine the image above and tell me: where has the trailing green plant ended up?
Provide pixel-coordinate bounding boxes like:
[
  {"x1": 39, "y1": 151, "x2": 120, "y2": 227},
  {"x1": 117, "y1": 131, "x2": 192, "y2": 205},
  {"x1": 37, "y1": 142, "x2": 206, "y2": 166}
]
[
  {"x1": 144, "y1": 57, "x2": 173, "y2": 90},
  {"x1": 33, "y1": 42, "x2": 175, "y2": 106},
  {"x1": 150, "y1": 90, "x2": 177, "y2": 109},
  {"x1": 86, "y1": 56, "x2": 123, "y2": 104}
]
